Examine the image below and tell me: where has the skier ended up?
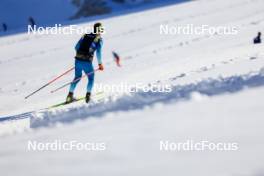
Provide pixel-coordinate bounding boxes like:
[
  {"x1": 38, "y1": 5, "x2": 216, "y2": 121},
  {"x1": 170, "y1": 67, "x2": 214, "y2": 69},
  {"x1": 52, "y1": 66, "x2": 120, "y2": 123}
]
[
  {"x1": 2, "y1": 23, "x2": 7, "y2": 32},
  {"x1": 112, "y1": 51, "x2": 121, "y2": 67},
  {"x1": 66, "y1": 22, "x2": 104, "y2": 103},
  {"x1": 253, "y1": 32, "x2": 261, "y2": 44},
  {"x1": 28, "y1": 17, "x2": 36, "y2": 28}
]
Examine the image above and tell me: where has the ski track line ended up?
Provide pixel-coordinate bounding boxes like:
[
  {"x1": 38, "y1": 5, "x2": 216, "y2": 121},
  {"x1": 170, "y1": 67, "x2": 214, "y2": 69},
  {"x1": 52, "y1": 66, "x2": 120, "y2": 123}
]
[{"x1": 0, "y1": 45, "x2": 68, "y2": 65}]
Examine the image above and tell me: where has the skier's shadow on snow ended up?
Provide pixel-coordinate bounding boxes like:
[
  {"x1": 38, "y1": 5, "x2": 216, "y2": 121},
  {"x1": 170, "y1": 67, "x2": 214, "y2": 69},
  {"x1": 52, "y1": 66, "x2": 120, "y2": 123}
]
[{"x1": 31, "y1": 69, "x2": 264, "y2": 128}]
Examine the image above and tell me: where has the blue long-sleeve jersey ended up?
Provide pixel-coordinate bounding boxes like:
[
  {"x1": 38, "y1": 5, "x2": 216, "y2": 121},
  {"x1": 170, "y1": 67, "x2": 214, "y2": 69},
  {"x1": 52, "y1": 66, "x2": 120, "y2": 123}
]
[{"x1": 75, "y1": 35, "x2": 103, "y2": 64}]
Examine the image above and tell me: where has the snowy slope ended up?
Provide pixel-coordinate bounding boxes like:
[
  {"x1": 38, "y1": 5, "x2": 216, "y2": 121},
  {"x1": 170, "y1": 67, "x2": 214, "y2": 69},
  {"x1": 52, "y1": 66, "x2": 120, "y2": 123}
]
[
  {"x1": 0, "y1": 0, "x2": 188, "y2": 31},
  {"x1": 0, "y1": 0, "x2": 264, "y2": 175},
  {"x1": 0, "y1": 0, "x2": 76, "y2": 29}
]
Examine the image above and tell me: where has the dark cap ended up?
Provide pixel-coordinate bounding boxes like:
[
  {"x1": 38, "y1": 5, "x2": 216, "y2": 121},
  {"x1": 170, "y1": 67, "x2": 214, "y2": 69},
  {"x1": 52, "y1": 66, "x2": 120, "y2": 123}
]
[{"x1": 94, "y1": 22, "x2": 103, "y2": 34}]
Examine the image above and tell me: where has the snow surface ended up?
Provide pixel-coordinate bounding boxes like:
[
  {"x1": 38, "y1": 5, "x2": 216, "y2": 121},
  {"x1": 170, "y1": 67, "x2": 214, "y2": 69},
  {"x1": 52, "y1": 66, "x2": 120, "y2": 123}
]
[
  {"x1": 1, "y1": 0, "x2": 264, "y2": 175},
  {"x1": 0, "y1": 0, "x2": 188, "y2": 32},
  {"x1": 0, "y1": 0, "x2": 76, "y2": 29}
]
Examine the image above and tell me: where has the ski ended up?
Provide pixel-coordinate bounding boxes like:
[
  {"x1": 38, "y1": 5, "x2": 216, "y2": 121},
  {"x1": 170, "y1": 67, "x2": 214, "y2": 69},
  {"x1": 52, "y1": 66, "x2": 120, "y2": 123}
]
[
  {"x1": 0, "y1": 92, "x2": 106, "y2": 122},
  {"x1": 49, "y1": 97, "x2": 86, "y2": 108},
  {"x1": 48, "y1": 91, "x2": 105, "y2": 109}
]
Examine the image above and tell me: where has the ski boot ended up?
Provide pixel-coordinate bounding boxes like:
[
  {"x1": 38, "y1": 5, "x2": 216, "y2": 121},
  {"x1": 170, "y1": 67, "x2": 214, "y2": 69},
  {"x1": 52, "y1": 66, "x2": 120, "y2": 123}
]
[
  {"x1": 66, "y1": 92, "x2": 75, "y2": 104},
  {"x1": 85, "y1": 92, "x2": 91, "y2": 103}
]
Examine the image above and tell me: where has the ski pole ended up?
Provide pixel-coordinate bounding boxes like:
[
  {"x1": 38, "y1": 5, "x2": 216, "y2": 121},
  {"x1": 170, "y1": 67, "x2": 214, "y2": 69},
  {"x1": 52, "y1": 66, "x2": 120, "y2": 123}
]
[
  {"x1": 25, "y1": 67, "x2": 75, "y2": 99},
  {"x1": 50, "y1": 68, "x2": 99, "y2": 94}
]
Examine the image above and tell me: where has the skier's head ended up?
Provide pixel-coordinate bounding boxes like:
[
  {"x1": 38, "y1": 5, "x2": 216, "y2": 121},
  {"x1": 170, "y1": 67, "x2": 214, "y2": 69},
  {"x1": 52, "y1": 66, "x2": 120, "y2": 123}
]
[
  {"x1": 258, "y1": 32, "x2": 261, "y2": 36},
  {"x1": 93, "y1": 22, "x2": 104, "y2": 35}
]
